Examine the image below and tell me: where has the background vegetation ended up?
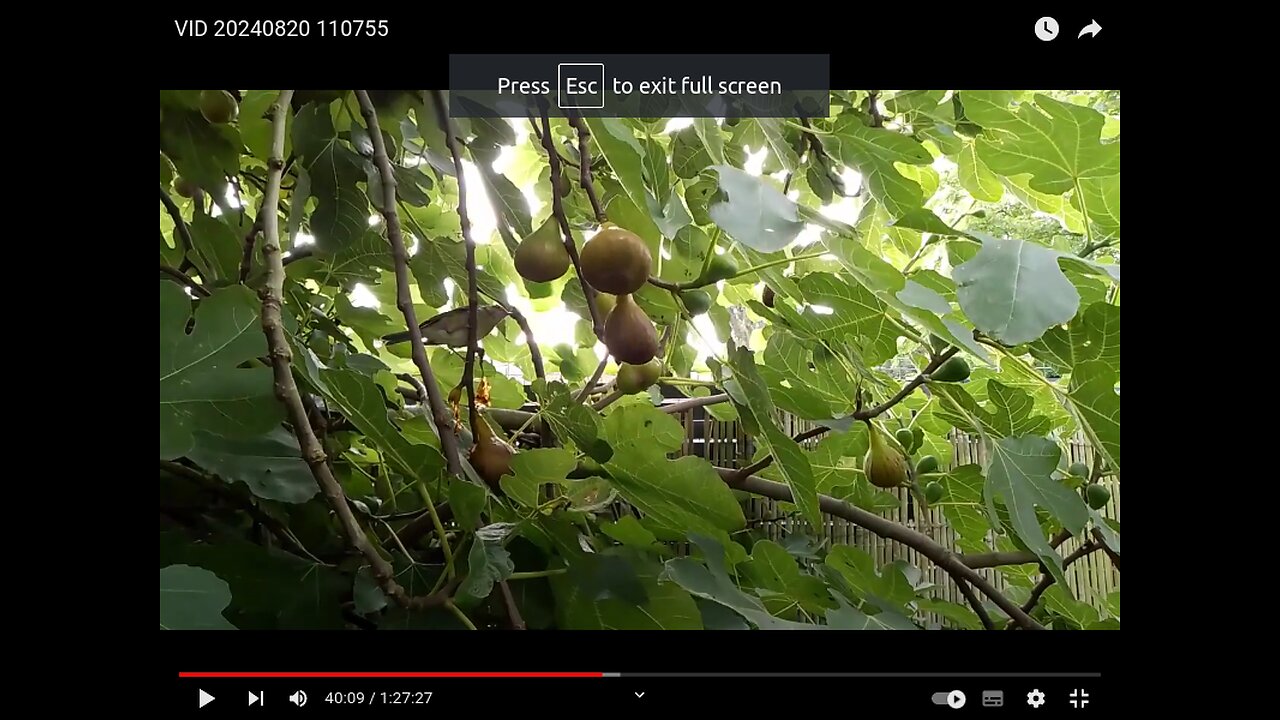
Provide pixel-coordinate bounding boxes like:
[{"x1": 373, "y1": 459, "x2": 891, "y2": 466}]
[{"x1": 159, "y1": 89, "x2": 1119, "y2": 630}]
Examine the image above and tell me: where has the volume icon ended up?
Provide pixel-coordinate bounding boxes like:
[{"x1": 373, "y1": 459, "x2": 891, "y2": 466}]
[{"x1": 289, "y1": 690, "x2": 308, "y2": 707}]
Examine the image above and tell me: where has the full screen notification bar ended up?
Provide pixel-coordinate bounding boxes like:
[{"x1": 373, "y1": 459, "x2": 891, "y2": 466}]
[{"x1": 449, "y1": 54, "x2": 829, "y2": 118}]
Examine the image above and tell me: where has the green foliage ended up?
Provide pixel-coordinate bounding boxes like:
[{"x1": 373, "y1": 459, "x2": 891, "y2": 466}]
[{"x1": 159, "y1": 89, "x2": 1119, "y2": 630}]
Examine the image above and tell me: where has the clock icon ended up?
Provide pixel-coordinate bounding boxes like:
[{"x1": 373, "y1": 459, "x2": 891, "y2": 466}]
[{"x1": 1035, "y1": 16, "x2": 1059, "y2": 41}]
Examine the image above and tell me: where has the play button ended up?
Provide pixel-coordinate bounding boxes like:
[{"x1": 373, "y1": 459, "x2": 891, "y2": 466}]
[
  {"x1": 198, "y1": 689, "x2": 215, "y2": 708},
  {"x1": 249, "y1": 691, "x2": 262, "y2": 706}
]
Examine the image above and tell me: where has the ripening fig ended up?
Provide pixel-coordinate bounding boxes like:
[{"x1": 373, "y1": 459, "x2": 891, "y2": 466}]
[
  {"x1": 604, "y1": 294, "x2": 659, "y2": 365},
  {"x1": 199, "y1": 90, "x2": 239, "y2": 124},
  {"x1": 863, "y1": 421, "x2": 909, "y2": 489},
  {"x1": 175, "y1": 177, "x2": 200, "y2": 198},
  {"x1": 514, "y1": 218, "x2": 571, "y2": 282},
  {"x1": 469, "y1": 412, "x2": 515, "y2": 492},
  {"x1": 617, "y1": 359, "x2": 663, "y2": 394},
  {"x1": 762, "y1": 285, "x2": 776, "y2": 308},
  {"x1": 580, "y1": 224, "x2": 652, "y2": 295}
]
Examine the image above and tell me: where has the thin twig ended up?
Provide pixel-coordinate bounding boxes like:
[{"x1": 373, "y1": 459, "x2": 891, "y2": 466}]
[
  {"x1": 953, "y1": 577, "x2": 995, "y2": 630},
  {"x1": 256, "y1": 91, "x2": 446, "y2": 611},
  {"x1": 159, "y1": 186, "x2": 196, "y2": 259},
  {"x1": 498, "y1": 580, "x2": 527, "y2": 630},
  {"x1": 237, "y1": 215, "x2": 263, "y2": 284},
  {"x1": 160, "y1": 459, "x2": 326, "y2": 565},
  {"x1": 539, "y1": 104, "x2": 606, "y2": 340},
  {"x1": 160, "y1": 264, "x2": 211, "y2": 298},
  {"x1": 718, "y1": 467, "x2": 1043, "y2": 630},
  {"x1": 1009, "y1": 541, "x2": 1103, "y2": 629},
  {"x1": 444, "y1": 599, "x2": 479, "y2": 630},
  {"x1": 732, "y1": 347, "x2": 960, "y2": 481},
  {"x1": 575, "y1": 354, "x2": 610, "y2": 404},
  {"x1": 568, "y1": 113, "x2": 608, "y2": 224},
  {"x1": 960, "y1": 529, "x2": 1073, "y2": 569},
  {"x1": 355, "y1": 90, "x2": 463, "y2": 479},
  {"x1": 658, "y1": 393, "x2": 730, "y2": 414},
  {"x1": 1091, "y1": 527, "x2": 1121, "y2": 572},
  {"x1": 430, "y1": 90, "x2": 481, "y2": 434},
  {"x1": 592, "y1": 389, "x2": 625, "y2": 411}
]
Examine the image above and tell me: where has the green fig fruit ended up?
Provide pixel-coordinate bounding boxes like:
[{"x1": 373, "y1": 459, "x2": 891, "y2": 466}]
[
  {"x1": 1086, "y1": 484, "x2": 1111, "y2": 510},
  {"x1": 895, "y1": 428, "x2": 915, "y2": 451},
  {"x1": 915, "y1": 455, "x2": 939, "y2": 475},
  {"x1": 702, "y1": 254, "x2": 739, "y2": 283},
  {"x1": 911, "y1": 426, "x2": 925, "y2": 453},
  {"x1": 617, "y1": 359, "x2": 663, "y2": 394},
  {"x1": 863, "y1": 422, "x2": 909, "y2": 489},
  {"x1": 199, "y1": 90, "x2": 239, "y2": 124},
  {"x1": 469, "y1": 412, "x2": 515, "y2": 492},
  {"x1": 930, "y1": 356, "x2": 971, "y2": 383},
  {"x1": 1069, "y1": 462, "x2": 1090, "y2": 479},
  {"x1": 604, "y1": 294, "x2": 658, "y2": 365},
  {"x1": 514, "y1": 217, "x2": 571, "y2": 282},
  {"x1": 924, "y1": 481, "x2": 944, "y2": 504},
  {"x1": 594, "y1": 291, "x2": 617, "y2": 319},
  {"x1": 680, "y1": 289, "x2": 713, "y2": 316},
  {"x1": 970, "y1": 209, "x2": 987, "y2": 218},
  {"x1": 580, "y1": 224, "x2": 652, "y2": 295}
]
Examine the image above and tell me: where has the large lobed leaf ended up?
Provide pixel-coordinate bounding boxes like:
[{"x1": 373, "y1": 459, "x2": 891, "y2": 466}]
[{"x1": 159, "y1": 284, "x2": 282, "y2": 460}]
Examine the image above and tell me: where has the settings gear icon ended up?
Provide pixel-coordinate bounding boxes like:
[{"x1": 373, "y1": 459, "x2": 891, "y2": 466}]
[{"x1": 1026, "y1": 689, "x2": 1046, "y2": 708}]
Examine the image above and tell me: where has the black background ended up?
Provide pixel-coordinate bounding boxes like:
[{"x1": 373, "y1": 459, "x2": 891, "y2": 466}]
[
  {"x1": 158, "y1": 9, "x2": 1123, "y2": 711},
  {"x1": 157, "y1": 11, "x2": 1120, "y2": 89}
]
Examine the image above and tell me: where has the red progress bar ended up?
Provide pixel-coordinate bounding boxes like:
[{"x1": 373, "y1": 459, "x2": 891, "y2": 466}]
[{"x1": 179, "y1": 672, "x2": 604, "y2": 678}]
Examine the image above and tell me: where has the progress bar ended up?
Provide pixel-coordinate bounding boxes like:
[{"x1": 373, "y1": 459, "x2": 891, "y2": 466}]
[{"x1": 179, "y1": 671, "x2": 1099, "y2": 679}]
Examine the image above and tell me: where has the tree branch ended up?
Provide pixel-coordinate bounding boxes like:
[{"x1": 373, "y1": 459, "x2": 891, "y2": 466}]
[
  {"x1": 256, "y1": 91, "x2": 449, "y2": 612},
  {"x1": 1091, "y1": 527, "x2": 1121, "y2": 572},
  {"x1": 575, "y1": 354, "x2": 610, "y2": 404},
  {"x1": 568, "y1": 113, "x2": 608, "y2": 224},
  {"x1": 539, "y1": 104, "x2": 605, "y2": 340},
  {"x1": 160, "y1": 264, "x2": 210, "y2": 298},
  {"x1": 657, "y1": 393, "x2": 729, "y2": 415},
  {"x1": 960, "y1": 529, "x2": 1073, "y2": 569},
  {"x1": 429, "y1": 90, "x2": 481, "y2": 433},
  {"x1": 159, "y1": 186, "x2": 196, "y2": 260},
  {"x1": 237, "y1": 214, "x2": 263, "y2": 284},
  {"x1": 160, "y1": 459, "x2": 325, "y2": 565},
  {"x1": 953, "y1": 577, "x2": 995, "y2": 630},
  {"x1": 732, "y1": 347, "x2": 960, "y2": 481},
  {"x1": 1009, "y1": 540, "x2": 1103, "y2": 628},
  {"x1": 717, "y1": 467, "x2": 1043, "y2": 630},
  {"x1": 498, "y1": 580, "x2": 527, "y2": 630},
  {"x1": 1079, "y1": 238, "x2": 1114, "y2": 259},
  {"x1": 354, "y1": 90, "x2": 463, "y2": 479}
]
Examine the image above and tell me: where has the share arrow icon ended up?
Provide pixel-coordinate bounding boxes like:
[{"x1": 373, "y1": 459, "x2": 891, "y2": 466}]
[{"x1": 1079, "y1": 19, "x2": 1102, "y2": 38}]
